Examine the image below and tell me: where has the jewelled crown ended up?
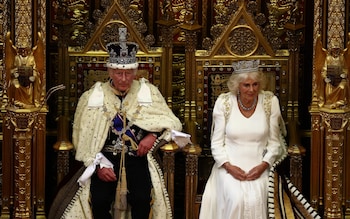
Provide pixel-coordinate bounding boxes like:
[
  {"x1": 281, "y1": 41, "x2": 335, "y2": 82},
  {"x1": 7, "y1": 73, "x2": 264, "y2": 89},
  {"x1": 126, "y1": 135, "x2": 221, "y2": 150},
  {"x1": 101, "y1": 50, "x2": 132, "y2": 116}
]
[
  {"x1": 106, "y1": 27, "x2": 139, "y2": 69},
  {"x1": 232, "y1": 60, "x2": 260, "y2": 74}
]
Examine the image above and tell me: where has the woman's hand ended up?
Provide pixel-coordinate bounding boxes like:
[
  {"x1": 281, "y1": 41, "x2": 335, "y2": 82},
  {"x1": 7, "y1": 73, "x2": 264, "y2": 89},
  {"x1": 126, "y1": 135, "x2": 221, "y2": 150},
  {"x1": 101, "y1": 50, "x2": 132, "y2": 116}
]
[
  {"x1": 137, "y1": 133, "x2": 157, "y2": 156},
  {"x1": 246, "y1": 162, "x2": 269, "y2": 181},
  {"x1": 97, "y1": 167, "x2": 117, "y2": 182},
  {"x1": 223, "y1": 162, "x2": 247, "y2": 181}
]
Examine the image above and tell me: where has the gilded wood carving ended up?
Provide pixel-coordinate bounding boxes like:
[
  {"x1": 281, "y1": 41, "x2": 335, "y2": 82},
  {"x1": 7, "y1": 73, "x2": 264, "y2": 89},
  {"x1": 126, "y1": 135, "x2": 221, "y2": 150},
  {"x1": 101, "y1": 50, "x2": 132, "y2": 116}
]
[{"x1": 4, "y1": 32, "x2": 45, "y2": 109}]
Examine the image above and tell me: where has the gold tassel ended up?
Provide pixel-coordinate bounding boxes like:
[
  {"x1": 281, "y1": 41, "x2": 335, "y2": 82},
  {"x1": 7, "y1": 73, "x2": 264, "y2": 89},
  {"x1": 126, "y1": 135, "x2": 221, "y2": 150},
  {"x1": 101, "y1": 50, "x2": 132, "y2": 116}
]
[
  {"x1": 122, "y1": 134, "x2": 139, "y2": 151},
  {"x1": 120, "y1": 166, "x2": 128, "y2": 207},
  {"x1": 114, "y1": 149, "x2": 128, "y2": 218}
]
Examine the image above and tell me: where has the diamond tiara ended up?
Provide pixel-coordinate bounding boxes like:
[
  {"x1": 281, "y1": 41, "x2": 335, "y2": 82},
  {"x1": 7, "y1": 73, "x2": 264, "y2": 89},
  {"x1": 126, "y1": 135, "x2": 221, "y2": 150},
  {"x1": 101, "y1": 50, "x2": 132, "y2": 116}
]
[
  {"x1": 106, "y1": 27, "x2": 139, "y2": 69},
  {"x1": 232, "y1": 60, "x2": 260, "y2": 74}
]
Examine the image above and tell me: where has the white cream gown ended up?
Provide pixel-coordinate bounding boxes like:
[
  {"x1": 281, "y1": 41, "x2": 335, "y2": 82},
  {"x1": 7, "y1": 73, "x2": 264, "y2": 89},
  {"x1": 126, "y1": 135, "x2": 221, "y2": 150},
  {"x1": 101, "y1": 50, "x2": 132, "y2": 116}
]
[{"x1": 199, "y1": 92, "x2": 282, "y2": 219}]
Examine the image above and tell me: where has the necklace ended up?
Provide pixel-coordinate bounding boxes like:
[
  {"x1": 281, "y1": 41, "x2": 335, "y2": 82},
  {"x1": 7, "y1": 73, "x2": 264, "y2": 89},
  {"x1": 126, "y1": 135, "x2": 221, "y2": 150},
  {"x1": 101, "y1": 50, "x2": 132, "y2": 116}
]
[{"x1": 237, "y1": 94, "x2": 257, "y2": 111}]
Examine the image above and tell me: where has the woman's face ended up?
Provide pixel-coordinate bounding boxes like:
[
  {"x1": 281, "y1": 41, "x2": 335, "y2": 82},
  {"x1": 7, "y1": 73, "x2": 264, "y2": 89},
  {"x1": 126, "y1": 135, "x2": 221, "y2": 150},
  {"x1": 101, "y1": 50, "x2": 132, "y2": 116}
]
[
  {"x1": 109, "y1": 68, "x2": 136, "y2": 92},
  {"x1": 238, "y1": 77, "x2": 260, "y2": 101}
]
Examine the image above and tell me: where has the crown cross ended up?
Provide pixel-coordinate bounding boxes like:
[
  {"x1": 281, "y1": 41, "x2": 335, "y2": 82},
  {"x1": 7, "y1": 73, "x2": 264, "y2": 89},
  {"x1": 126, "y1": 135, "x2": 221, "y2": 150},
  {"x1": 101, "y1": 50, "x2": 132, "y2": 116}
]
[{"x1": 106, "y1": 27, "x2": 139, "y2": 69}]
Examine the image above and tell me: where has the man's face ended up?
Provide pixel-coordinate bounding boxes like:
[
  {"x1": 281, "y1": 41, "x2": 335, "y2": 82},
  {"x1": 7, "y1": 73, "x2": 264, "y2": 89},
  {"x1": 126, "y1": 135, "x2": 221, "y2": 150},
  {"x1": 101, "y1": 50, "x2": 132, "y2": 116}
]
[{"x1": 108, "y1": 68, "x2": 136, "y2": 92}]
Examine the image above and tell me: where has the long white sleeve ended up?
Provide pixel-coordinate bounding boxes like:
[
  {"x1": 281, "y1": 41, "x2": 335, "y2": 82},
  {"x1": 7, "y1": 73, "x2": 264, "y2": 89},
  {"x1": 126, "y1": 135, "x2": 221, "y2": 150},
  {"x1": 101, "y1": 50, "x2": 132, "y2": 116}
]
[
  {"x1": 210, "y1": 94, "x2": 230, "y2": 167},
  {"x1": 262, "y1": 96, "x2": 283, "y2": 165}
]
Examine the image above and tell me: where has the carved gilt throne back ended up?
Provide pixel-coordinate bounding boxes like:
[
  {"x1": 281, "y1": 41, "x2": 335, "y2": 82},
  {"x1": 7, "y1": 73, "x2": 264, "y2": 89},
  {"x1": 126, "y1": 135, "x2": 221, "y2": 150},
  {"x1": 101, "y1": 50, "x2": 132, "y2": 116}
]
[
  {"x1": 193, "y1": 3, "x2": 291, "y2": 183},
  {"x1": 190, "y1": 2, "x2": 306, "y2": 217}
]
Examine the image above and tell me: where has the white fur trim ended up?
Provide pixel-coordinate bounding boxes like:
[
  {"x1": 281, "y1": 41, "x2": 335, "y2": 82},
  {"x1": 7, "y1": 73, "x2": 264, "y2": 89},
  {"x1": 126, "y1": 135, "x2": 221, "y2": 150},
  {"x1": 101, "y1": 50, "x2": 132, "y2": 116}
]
[
  {"x1": 137, "y1": 78, "x2": 153, "y2": 106},
  {"x1": 106, "y1": 62, "x2": 139, "y2": 69},
  {"x1": 87, "y1": 82, "x2": 104, "y2": 108}
]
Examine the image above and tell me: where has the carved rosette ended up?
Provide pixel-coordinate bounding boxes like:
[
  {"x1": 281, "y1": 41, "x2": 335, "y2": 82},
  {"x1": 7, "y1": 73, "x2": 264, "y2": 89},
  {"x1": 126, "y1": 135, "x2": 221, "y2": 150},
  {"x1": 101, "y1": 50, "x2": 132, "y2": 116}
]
[
  {"x1": 226, "y1": 25, "x2": 258, "y2": 57},
  {"x1": 100, "y1": 21, "x2": 128, "y2": 49}
]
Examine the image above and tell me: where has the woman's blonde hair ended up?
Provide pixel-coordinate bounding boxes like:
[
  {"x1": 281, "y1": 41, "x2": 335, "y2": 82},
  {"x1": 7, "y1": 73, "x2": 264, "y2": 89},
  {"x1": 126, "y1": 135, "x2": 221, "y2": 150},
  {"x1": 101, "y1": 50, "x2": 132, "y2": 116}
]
[{"x1": 227, "y1": 71, "x2": 266, "y2": 94}]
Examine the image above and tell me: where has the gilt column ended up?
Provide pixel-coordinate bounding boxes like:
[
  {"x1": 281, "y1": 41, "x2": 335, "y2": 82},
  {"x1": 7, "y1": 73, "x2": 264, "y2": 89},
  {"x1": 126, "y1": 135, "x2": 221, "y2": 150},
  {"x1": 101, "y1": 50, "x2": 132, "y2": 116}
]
[
  {"x1": 180, "y1": 0, "x2": 201, "y2": 142},
  {"x1": 1, "y1": 0, "x2": 47, "y2": 218},
  {"x1": 183, "y1": 144, "x2": 202, "y2": 219},
  {"x1": 310, "y1": 0, "x2": 348, "y2": 217},
  {"x1": 321, "y1": 111, "x2": 350, "y2": 218},
  {"x1": 157, "y1": 0, "x2": 177, "y2": 103},
  {"x1": 284, "y1": 19, "x2": 306, "y2": 191},
  {"x1": 160, "y1": 142, "x2": 179, "y2": 213}
]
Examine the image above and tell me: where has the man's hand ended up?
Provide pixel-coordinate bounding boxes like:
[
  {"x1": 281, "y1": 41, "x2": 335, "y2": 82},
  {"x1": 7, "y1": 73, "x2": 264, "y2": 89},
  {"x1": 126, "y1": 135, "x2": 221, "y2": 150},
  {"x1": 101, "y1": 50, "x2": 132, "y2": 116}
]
[
  {"x1": 97, "y1": 167, "x2": 117, "y2": 182},
  {"x1": 246, "y1": 162, "x2": 269, "y2": 181},
  {"x1": 137, "y1": 133, "x2": 157, "y2": 156}
]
